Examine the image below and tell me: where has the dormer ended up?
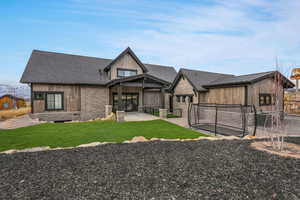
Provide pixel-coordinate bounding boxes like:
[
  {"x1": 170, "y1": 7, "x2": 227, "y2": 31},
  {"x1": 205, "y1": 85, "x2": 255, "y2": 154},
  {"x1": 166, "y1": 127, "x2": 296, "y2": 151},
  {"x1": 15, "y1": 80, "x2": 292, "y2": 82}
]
[{"x1": 104, "y1": 47, "x2": 148, "y2": 80}]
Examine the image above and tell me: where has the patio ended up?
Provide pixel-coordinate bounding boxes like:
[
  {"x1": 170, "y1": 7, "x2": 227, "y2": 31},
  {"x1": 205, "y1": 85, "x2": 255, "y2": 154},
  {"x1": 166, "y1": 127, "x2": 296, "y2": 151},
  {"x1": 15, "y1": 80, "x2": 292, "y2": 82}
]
[{"x1": 124, "y1": 112, "x2": 159, "y2": 121}]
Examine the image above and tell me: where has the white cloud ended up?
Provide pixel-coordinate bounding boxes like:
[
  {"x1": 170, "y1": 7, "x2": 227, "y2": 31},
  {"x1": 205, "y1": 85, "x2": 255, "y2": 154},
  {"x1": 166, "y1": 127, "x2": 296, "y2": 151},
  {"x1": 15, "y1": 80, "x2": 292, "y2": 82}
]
[{"x1": 69, "y1": 0, "x2": 300, "y2": 75}]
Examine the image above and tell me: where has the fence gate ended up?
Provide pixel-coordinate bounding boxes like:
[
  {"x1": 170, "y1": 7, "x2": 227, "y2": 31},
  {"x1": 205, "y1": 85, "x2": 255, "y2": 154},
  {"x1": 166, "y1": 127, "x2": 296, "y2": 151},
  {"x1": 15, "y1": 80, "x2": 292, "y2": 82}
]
[{"x1": 188, "y1": 103, "x2": 257, "y2": 137}]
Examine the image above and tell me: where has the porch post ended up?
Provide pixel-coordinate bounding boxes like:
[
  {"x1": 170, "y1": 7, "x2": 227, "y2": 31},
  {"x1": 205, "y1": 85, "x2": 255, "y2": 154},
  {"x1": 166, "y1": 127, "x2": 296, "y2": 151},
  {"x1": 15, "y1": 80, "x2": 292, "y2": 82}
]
[
  {"x1": 138, "y1": 78, "x2": 145, "y2": 112},
  {"x1": 117, "y1": 83, "x2": 123, "y2": 111},
  {"x1": 161, "y1": 87, "x2": 165, "y2": 109},
  {"x1": 142, "y1": 78, "x2": 145, "y2": 108}
]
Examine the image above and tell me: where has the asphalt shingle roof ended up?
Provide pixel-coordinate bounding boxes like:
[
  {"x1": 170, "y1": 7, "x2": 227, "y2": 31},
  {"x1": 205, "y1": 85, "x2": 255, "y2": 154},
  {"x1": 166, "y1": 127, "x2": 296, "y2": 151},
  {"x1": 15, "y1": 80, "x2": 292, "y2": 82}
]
[
  {"x1": 205, "y1": 71, "x2": 275, "y2": 87},
  {"x1": 174, "y1": 69, "x2": 294, "y2": 91},
  {"x1": 20, "y1": 50, "x2": 177, "y2": 85},
  {"x1": 178, "y1": 68, "x2": 234, "y2": 91}
]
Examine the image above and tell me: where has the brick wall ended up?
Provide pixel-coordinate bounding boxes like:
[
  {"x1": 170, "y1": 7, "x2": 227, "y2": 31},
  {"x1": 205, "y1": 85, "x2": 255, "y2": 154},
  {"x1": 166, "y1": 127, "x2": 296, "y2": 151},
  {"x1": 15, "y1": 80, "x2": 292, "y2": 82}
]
[{"x1": 80, "y1": 86, "x2": 109, "y2": 120}]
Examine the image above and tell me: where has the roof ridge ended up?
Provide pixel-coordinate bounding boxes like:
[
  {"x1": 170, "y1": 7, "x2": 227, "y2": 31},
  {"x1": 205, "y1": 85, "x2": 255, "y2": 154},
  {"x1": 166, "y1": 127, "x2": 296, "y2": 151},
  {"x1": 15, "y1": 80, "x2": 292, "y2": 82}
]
[
  {"x1": 33, "y1": 49, "x2": 112, "y2": 61},
  {"x1": 235, "y1": 70, "x2": 275, "y2": 77},
  {"x1": 33, "y1": 49, "x2": 174, "y2": 69},
  {"x1": 180, "y1": 68, "x2": 234, "y2": 76},
  {"x1": 145, "y1": 63, "x2": 175, "y2": 69}
]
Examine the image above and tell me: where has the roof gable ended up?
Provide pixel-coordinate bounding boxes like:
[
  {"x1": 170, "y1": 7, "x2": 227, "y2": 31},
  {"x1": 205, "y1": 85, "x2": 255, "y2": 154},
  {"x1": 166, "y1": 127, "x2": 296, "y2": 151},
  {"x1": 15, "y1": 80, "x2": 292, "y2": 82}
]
[
  {"x1": 103, "y1": 47, "x2": 148, "y2": 73},
  {"x1": 170, "y1": 68, "x2": 234, "y2": 92}
]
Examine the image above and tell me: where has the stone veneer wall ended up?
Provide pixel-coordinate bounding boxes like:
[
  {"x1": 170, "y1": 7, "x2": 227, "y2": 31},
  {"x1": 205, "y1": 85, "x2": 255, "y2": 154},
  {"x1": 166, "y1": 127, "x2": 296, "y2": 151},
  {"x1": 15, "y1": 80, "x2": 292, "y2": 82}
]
[{"x1": 80, "y1": 86, "x2": 109, "y2": 121}]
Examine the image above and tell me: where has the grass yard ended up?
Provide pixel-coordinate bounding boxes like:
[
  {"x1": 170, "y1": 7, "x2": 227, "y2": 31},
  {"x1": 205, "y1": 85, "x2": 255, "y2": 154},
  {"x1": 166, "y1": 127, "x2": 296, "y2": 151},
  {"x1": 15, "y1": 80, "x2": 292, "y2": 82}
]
[{"x1": 0, "y1": 119, "x2": 207, "y2": 152}]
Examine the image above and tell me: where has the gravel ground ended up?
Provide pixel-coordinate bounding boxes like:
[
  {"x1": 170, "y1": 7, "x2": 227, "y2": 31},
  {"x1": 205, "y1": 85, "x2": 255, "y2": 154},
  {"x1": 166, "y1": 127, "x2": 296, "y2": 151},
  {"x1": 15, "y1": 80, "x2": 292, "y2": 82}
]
[{"x1": 0, "y1": 138, "x2": 299, "y2": 200}]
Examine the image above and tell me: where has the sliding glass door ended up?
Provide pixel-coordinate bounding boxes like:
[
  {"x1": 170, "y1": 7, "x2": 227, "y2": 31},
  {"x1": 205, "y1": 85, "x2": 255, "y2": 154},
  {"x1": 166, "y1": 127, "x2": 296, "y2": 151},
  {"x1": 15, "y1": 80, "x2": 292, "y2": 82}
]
[{"x1": 113, "y1": 93, "x2": 139, "y2": 112}]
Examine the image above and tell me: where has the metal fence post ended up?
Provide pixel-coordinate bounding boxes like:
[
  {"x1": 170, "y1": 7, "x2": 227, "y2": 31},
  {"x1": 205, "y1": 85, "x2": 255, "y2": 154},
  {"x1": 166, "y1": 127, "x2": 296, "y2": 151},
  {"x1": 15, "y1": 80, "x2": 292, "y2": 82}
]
[
  {"x1": 214, "y1": 105, "x2": 218, "y2": 136},
  {"x1": 253, "y1": 105, "x2": 257, "y2": 136},
  {"x1": 241, "y1": 105, "x2": 246, "y2": 137}
]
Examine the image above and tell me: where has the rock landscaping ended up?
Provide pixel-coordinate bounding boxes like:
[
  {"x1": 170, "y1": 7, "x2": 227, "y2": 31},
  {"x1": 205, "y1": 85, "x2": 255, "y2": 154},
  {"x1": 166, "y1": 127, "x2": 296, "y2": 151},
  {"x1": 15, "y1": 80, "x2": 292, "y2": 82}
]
[{"x1": 0, "y1": 137, "x2": 299, "y2": 199}]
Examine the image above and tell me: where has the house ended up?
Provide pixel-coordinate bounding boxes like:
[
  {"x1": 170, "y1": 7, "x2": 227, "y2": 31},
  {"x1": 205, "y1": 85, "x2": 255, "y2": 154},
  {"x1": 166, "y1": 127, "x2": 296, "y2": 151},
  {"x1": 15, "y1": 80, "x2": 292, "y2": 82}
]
[
  {"x1": 0, "y1": 95, "x2": 26, "y2": 110},
  {"x1": 20, "y1": 48, "x2": 177, "y2": 121},
  {"x1": 170, "y1": 68, "x2": 294, "y2": 117},
  {"x1": 20, "y1": 47, "x2": 294, "y2": 121}
]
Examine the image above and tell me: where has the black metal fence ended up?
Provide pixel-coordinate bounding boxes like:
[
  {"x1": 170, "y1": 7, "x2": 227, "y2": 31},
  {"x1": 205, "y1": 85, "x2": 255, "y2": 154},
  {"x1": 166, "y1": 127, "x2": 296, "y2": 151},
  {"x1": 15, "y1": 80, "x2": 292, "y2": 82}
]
[
  {"x1": 188, "y1": 103, "x2": 257, "y2": 137},
  {"x1": 168, "y1": 108, "x2": 182, "y2": 118},
  {"x1": 143, "y1": 106, "x2": 182, "y2": 118},
  {"x1": 143, "y1": 106, "x2": 160, "y2": 116}
]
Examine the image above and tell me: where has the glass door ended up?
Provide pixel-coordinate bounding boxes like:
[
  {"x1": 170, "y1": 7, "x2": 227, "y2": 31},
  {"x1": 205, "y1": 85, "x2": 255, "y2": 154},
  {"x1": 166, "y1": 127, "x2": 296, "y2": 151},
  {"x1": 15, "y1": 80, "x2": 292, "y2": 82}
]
[{"x1": 113, "y1": 93, "x2": 139, "y2": 112}]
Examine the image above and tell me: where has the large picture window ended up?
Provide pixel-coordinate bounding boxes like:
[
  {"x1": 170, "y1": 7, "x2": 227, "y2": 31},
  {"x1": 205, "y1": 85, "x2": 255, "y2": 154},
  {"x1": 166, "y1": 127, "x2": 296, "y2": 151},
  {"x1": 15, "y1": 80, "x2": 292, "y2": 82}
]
[
  {"x1": 117, "y1": 68, "x2": 137, "y2": 78},
  {"x1": 259, "y1": 93, "x2": 272, "y2": 106},
  {"x1": 46, "y1": 92, "x2": 63, "y2": 110}
]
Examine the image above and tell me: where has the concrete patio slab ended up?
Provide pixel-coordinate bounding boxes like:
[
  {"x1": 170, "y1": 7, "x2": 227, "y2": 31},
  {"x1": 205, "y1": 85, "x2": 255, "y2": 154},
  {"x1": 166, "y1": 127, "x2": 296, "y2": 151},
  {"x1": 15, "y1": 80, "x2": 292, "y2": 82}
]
[
  {"x1": 0, "y1": 115, "x2": 43, "y2": 130},
  {"x1": 124, "y1": 112, "x2": 159, "y2": 121}
]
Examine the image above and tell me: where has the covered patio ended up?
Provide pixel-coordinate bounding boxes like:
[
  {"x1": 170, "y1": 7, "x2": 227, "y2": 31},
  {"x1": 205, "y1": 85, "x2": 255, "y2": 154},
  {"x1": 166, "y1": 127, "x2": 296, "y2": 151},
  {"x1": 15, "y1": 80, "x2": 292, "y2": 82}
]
[{"x1": 107, "y1": 74, "x2": 171, "y2": 112}]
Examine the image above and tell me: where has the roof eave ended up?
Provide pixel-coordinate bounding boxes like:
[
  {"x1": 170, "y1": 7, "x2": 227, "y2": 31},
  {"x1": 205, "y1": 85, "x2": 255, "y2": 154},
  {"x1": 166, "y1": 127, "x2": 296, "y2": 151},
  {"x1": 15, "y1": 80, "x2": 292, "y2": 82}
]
[
  {"x1": 21, "y1": 81, "x2": 107, "y2": 86},
  {"x1": 203, "y1": 82, "x2": 250, "y2": 88},
  {"x1": 106, "y1": 74, "x2": 170, "y2": 88}
]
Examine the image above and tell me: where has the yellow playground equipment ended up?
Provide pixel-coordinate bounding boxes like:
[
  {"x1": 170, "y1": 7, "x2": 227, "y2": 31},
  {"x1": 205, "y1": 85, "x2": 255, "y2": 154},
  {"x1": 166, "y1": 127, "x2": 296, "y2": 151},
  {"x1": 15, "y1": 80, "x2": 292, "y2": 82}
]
[{"x1": 290, "y1": 68, "x2": 300, "y2": 91}]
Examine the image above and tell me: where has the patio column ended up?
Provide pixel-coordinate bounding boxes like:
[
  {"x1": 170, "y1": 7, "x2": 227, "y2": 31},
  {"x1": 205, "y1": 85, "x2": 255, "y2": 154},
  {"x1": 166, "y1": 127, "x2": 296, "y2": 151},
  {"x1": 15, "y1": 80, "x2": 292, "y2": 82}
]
[
  {"x1": 117, "y1": 83, "x2": 123, "y2": 111},
  {"x1": 138, "y1": 78, "x2": 145, "y2": 112},
  {"x1": 161, "y1": 88, "x2": 165, "y2": 109}
]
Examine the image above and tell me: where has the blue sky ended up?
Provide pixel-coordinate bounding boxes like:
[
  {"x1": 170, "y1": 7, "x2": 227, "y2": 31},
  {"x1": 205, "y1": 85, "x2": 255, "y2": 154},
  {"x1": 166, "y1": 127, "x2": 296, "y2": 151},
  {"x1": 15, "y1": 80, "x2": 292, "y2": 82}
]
[{"x1": 1, "y1": 0, "x2": 299, "y2": 85}]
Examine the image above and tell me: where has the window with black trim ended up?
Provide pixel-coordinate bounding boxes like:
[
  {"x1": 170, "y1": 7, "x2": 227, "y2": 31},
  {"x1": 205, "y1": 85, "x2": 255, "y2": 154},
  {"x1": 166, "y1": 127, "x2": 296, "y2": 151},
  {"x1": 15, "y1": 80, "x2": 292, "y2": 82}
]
[
  {"x1": 189, "y1": 96, "x2": 193, "y2": 103},
  {"x1": 259, "y1": 93, "x2": 272, "y2": 106},
  {"x1": 46, "y1": 93, "x2": 63, "y2": 110},
  {"x1": 176, "y1": 96, "x2": 180, "y2": 102},
  {"x1": 182, "y1": 96, "x2": 186, "y2": 103},
  {"x1": 117, "y1": 69, "x2": 137, "y2": 78},
  {"x1": 34, "y1": 92, "x2": 44, "y2": 100}
]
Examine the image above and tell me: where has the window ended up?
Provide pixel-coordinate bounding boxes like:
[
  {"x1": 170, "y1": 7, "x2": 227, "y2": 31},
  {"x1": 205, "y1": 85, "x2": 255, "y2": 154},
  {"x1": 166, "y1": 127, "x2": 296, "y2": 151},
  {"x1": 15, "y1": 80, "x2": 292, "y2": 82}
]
[
  {"x1": 117, "y1": 69, "x2": 137, "y2": 78},
  {"x1": 176, "y1": 96, "x2": 180, "y2": 102},
  {"x1": 2, "y1": 102, "x2": 9, "y2": 109},
  {"x1": 182, "y1": 96, "x2": 186, "y2": 102},
  {"x1": 46, "y1": 93, "x2": 63, "y2": 110},
  {"x1": 259, "y1": 93, "x2": 272, "y2": 106},
  {"x1": 189, "y1": 96, "x2": 193, "y2": 103},
  {"x1": 34, "y1": 92, "x2": 44, "y2": 100}
]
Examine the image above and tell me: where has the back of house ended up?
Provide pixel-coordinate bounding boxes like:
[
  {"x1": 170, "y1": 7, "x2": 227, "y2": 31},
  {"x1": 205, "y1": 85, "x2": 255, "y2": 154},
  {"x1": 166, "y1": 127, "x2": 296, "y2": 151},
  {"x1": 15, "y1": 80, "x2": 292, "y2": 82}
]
[
  {"x1": 20, "y1": 47, "x2": 177, "y2": 121},
  {"x1": 169, "y1": 69, "x2": 294, "y2": 117},
  {"x1": 20, "y1": 47, "x2": 294, "y2": 122}
]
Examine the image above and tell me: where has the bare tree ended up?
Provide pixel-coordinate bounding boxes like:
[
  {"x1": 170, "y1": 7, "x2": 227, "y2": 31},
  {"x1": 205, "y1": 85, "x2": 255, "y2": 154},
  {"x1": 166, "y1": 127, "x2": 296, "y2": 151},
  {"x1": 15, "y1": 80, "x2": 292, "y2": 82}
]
[{"x1": 264, "y1": 58, "x2": 288, "y2": 151}]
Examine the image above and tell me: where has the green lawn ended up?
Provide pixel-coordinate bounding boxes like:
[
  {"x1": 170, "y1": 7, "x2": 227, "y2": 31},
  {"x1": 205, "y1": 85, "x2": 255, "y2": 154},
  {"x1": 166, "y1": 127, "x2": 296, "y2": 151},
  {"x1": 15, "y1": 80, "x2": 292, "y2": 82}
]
[{"x1": 0, "y1": 120, "x2": 207, "y2": 152}]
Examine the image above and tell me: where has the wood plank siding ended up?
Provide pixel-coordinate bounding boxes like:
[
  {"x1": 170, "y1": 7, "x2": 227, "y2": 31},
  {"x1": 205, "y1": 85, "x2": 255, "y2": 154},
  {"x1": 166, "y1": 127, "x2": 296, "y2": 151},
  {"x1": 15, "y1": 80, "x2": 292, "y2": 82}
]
[
  {"x1": 32, "y1": 84, "x2": 81, "y2": 113},
  {"x1": 247, "y1": 78, "x2": 284, "y2": 111},
  {"x1": 32, "y1": 84, "x2": 109, "y2": 115},
  {"x1": 205, "y1": 86, "x2": 245, "y2": 105},
  {"x1": 110, "y1": 53, "x2": 143, "y2": 80}
]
